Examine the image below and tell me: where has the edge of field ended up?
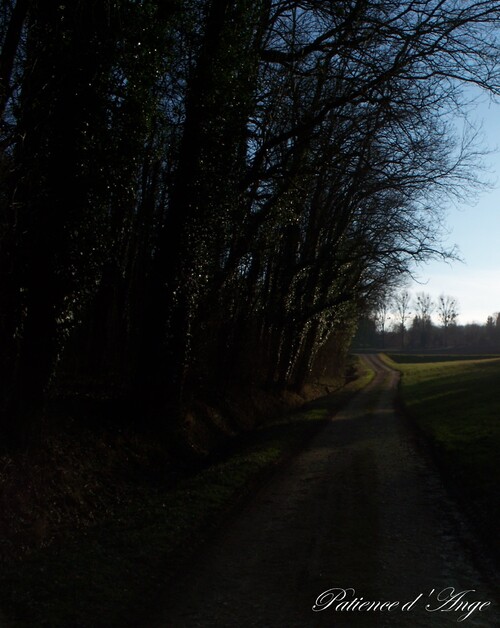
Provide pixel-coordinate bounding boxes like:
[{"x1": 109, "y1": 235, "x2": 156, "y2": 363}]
[{"x1": 381, "y1": 352, "x2": 500, "y2": 569}]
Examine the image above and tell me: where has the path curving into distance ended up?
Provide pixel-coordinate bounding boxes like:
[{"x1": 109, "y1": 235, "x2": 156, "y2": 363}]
[{"x1": 157, "y1": 354, "x2": 499, "y2": 627}]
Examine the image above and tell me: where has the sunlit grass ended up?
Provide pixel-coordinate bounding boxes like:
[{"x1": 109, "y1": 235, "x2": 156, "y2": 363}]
[
  {"x1": 384, "y1": 353, "x2": 500, "y2": 559},
  {"x1": 386, "y1": 353, "x2": 499, "y2": 364}
]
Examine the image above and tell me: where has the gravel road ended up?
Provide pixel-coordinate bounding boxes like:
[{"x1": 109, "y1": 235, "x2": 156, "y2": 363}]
[{"x1": 158, "y1": 354, "x2": 499, "y2": 627}]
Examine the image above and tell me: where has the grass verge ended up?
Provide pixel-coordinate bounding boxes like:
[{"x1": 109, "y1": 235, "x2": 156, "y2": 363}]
[
  {"x1": 386, "y1": 353, "x2": 499, "y2": 364},
  {"x1": 383, "y1": 353, "x2": 500, "y2": 562},
  {"x1": 0, "y1": 357, "x2": 374, "y2": 628}
]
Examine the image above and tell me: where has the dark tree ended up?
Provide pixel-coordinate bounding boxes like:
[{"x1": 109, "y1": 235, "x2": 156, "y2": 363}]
[{"x1": 2, "y1": 0, "x2": 500, "y2": 448}]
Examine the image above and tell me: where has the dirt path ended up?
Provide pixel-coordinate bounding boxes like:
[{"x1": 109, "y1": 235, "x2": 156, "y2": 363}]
[{"x1": 158, "y1": 355, "x2": 499, "y2": 627}]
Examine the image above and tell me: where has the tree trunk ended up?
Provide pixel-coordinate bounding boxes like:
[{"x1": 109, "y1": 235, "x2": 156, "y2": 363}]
[{"x1": 0, "y1": 0, "x2": 30, "y2": 118}]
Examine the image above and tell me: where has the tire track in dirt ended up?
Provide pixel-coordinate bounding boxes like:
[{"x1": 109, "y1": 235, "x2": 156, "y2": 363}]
[{"x1": 156, "y1": 355, "x2": 499, "y2": 627}]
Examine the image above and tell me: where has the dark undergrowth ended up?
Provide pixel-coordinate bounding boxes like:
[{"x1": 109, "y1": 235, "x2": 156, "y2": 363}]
[{"x1": 0, "y1": 357, "x2": 373, "y2": 628}]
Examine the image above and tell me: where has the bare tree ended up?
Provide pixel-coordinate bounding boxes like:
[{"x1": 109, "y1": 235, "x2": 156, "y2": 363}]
[
  {"x1": 437, "y1": 294, "x2": 459, "y2": 346},
  {"x1": 4, "y1": 0, "x2": 500, "y2": 445},
  {"x1": 415, "y1": 292, "x2": 435, "y2": 349},
  {"x1": 393, "y1": 290, "x2": 412, "y2": 350},
  {"x1": 373, "y1": 294, "x2": 391, "y2": 349},
  {"x1": 416, "y1": 292, "x2": 435, "y2": 319}
]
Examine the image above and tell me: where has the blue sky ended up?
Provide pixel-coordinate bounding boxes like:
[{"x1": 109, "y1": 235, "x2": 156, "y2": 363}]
[{"x1": 409, "y1": 94, "x2": 500, "y2": 325}]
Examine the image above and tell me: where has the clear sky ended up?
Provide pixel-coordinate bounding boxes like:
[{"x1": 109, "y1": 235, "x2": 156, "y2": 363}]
[{"x1": 409, "y1": 93, "x2": 500, "y2": 325}]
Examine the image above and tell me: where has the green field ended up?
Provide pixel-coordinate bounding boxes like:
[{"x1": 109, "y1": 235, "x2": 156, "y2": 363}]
[
  {"x1": 387, "y1": 353, "x2": 499, "y2": 364},
  {"x1": 384, "y1": 353, "x2": 500, "y2": 559}
]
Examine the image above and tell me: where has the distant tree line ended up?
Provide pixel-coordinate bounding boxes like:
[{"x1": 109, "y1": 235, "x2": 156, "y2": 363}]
[
  {"x1": 2, "y1": 1, "x2": 500, "y2": 448},
  {"x1": 356, "y1": 290, "x2": 500, "y2": 351}
]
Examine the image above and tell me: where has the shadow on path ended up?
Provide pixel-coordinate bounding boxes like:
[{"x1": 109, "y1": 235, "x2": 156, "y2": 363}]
[{"x1": 156, "y1": 354, "x2": 499, "y2": 627}]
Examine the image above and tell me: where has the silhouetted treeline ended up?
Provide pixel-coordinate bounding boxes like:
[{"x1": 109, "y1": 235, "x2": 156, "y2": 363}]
[
  {"x1": 1, "y1": 1, "x2": 500, "y2": 447},
  {"x1": 355, "y1": 308, "x2": 500, "y2": 352}
]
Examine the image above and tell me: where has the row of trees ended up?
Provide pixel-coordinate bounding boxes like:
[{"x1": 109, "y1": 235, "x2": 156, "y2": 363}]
[
  {"x1": 358, "y1": 290, "x2": 500, "y2": 351},
  {"x1": 389, "y1": 290, "x2": 459, "y2": 349},
  {"x1": 2, "y1": 1, "x2": 500, "y2": 448}
]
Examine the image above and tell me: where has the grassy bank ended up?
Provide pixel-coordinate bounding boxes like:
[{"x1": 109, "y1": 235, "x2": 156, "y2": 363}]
[
  {"x1": 384, "y1": 353, "x2": 500, "y2": 560},
  {"x1": 0, "y1": 357, "x2": 373, "y2": 628}
]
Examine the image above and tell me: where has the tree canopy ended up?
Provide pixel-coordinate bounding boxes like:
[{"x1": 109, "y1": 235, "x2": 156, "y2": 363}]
[{"x1": 1, "y1": 0, "x2": 500, "y2": 447}]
